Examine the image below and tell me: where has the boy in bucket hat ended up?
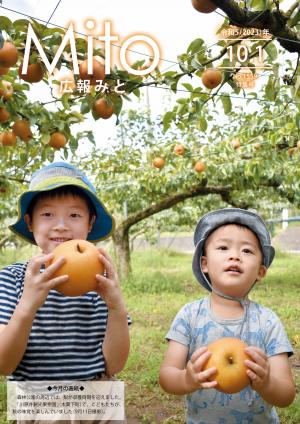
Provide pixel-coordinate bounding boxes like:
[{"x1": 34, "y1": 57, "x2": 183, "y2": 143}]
[
  {"x1": 0, "y1": 162, "x2": 130, "y2": 423},
  {"x1": 160, "y1": 208, "x2": 295, "y2": 423}
]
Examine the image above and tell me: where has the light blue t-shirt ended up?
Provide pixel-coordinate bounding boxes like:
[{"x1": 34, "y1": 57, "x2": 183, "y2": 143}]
[{"x1": 166, "y1": 296, "x2": 293, "y2": 424}]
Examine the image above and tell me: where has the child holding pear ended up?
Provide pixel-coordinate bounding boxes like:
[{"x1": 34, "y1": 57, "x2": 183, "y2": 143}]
[
  {"x1": 0, "y1": 162, "x2": 130, "y2": 423},
  {"x1": 160, "y1": 208, "x2": 295, "y2": 423}
]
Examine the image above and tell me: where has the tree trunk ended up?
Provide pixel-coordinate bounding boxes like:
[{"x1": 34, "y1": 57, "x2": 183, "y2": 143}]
[
  {"x1": 112, "y1": 225, "x2": 132, "y2": 281},
  {"x1": 0, "y1": 235, "x2": 10, "y2": 250}
]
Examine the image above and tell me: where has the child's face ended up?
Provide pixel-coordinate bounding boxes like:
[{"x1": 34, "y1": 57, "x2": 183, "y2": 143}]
[
  {"x1": 201, "y1": 224, "x2": 267, "y2": 298},
  {"x1": 24, "y1": 194, "x2": 94, "y2": 254}
]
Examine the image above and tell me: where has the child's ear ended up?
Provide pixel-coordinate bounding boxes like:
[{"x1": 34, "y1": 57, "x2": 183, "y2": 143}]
[
  {"x1": 88, "y1": 215, "x2": 96, "y2": 232},
  {"x1": 201, "y1": 255, "x2": 208, "y2": 272},
  {"x1": 24, "y1": 214, "x2": 33, "y2": 232},
  {"x1": 257, "y1": 265, "x2": 267, "y2": 281}
]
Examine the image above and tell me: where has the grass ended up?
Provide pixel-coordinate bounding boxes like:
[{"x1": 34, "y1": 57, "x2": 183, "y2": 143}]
[{"x1": 0, "y1": 247, "x2": 299, "y2": 423}]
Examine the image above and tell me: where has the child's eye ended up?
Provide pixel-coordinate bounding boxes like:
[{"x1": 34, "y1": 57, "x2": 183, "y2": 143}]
[
  {"x1": 70, "y1": 213, "x2": 81, "y2": 218},
  {"x1": 217, "y1": 246, "x2": 228, "y2": 250},
  {"x1": 42, "y1": 212, "x2": 52, "y2": 217},
  {"x1": 243, "y1": 248, "x2": 253, "y2": 254}
]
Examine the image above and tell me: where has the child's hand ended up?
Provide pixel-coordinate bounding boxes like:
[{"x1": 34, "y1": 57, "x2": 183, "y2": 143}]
[
  {"x1": 185, "y1": 346, "x2": 218, "y2": 392},
  {"x1": 95, "y1": 248, "x2": 126, "y2": 312},
  {"x1": 244, "y1": 346, "x2": 270, "y2": 391},
  {"x1": 20, "y1": 253, "x2": 69, "y2": 313}
]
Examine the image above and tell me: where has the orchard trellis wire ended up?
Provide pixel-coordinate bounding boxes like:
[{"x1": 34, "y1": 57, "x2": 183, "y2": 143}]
[
  {"x1": 0, "y1": 1, "x2": 299, "y2": 189},
  {"x1": 0, "y1": 2, "x2": 299, "y2": 96}
]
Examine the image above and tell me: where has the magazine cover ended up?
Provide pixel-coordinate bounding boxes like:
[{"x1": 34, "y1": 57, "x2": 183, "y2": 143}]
[{"x1": 0, "y1": 0, "x2": 299, "y2": 422}]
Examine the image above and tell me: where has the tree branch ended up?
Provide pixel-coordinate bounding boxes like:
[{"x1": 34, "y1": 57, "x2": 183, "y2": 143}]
[
  {"x1": 0, "y1": 235, "x2": 11, "y2": 250},
  {"x1": 286, "y1": 1, "x2": 299, "y2": 19},
  {"x1": 0, "y1": 175, "x2": 26, "y2": 184},
  {"x1": 117, "y1": 175, "x2": 283, "y2": 234},
  {"x1": 212, "y1": 0, "x2": 300, "y2": 53},
  {"x1": 291, "y1": 53, "x2": 300, "y2": 80},
  {"x1": 119, "y1": 183, "x2": 232, "y2": 231}
]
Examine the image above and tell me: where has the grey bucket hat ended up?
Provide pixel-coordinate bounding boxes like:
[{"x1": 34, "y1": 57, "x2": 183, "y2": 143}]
[{"x1": 192, "y1": 208, "x2": 275, "y2": 291}]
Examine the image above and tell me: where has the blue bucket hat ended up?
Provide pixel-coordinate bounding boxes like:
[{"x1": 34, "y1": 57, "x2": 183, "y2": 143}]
[
  {"x1": 9, "y1": 162, "x2": 115, "y2": 244},
  {"x1": 192, "y1": 208, "x2": 275, "y2": 292}
]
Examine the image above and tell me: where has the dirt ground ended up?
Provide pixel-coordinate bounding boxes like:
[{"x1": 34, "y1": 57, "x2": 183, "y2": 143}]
[{"x1": 126, "y1": 398, "x2": 185, "y2": 423}]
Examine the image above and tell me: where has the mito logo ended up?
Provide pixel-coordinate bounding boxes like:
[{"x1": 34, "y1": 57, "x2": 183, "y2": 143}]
[{"x1": 21, "y1": 20, "x2": 161, "y2": 77}]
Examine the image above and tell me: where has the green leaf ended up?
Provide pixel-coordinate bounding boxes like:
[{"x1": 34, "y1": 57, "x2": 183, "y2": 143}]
[
  {"x1": 187, "y1": 38, "x2": 204, "y2": 55},
  {"x1": 12, "y1": 83, "x2": 30, "y2": 91},
  {"x1": 91, "y1": 109, "x2": 100, "y2": 121},
  {"x1": 221, "y1": 58, "x2": 233, "y2": 68},
  {"x1": 250, "y1": 0, "x2": 267, "y2": 10},
  {"x1": 121, "y1": 93, "x2": 131, "y2": 102},
  {"x1": 177, "y1": 103, "x2": 187, "y2": 115},
  {"x1": 20, "y1": 153, "x2": 28, "y2": 164},
  {"x1": 289, "y1": 8, "x2": 300, "y2": 27},
  {"x1": 265, "y1": 77, "x2": 276, "y2": 101},
  {"x1": 221, "y1": 95, "x2": 232, "y2": 114},
  {"x1": 80, "y1": 97, "x2": 91, "y2": 114},
  {"x1": 13, "y1": 19, "x2": 30, "y2": 32},
  {"x1": 111, "y1": 95, "x2": 123, "y2": 116},
  {"x1": 294, "y1": 75, "x2": 300, "y2": 99},
  {"x1": 132, "y1": 88, "x2": 140, "y2": 98},
  {"x1": 264, "y1": 43, "x2": 277, "y2": 61},
  {"x1": 170, "y1": 75, "x2": 181, "y2": 93},
  {"x1": 29, "y1": 18, "x2": 46, "y2": 36},
  {"x1": 193, "y1": 99, "x2": 202, "y2": 114},
  {"x1": 177, "y1": 98, "x2": 188, "y2": 105},
  {"x1": 48, "y1": 33, "x2": 63, "y2": 46},
  {"x1": 296, "y1": 113, "x2": 300, "y2": 129},
  {"x1": 163, "y1": 111, "x2": 174, "y2": 132},
  {"x1": 61, "y1": 94, "x2": 70, "y2": 110},
  {"x1": 163, "y1": 75, "x2": 178, "y2": 91},
  {"x1": 191, "y1": 56, "x2": 203, "y2": 70},
  {"x1": 181, "y1": 83, "x2": 193, "y2": 92},
  {"x1": 67, "y1": 116, "x2": 81, "y2": 124},
  {"x1": 40, "y1": 133, "x2": 50, "y2": 145},
  {"x1": 41, "y1": 27, "x2": 66, "y2": 36},
  {"x1": 57, "y1": 121, "x2": 64, "y2": 131},
  {"x1": 86, "y1": 131, "x2": 95, "y2": 143},
  {"x1": 198, "y1": 116, "x2": 207, "y2": 132},
  {"x1": 272, "y1": 63, "x2": 280, "y2": 78},
  {"x1": 248, "y1": 63, "x2": 256, "y2": 75},
  {"x1": 0, "y1": 32, "x2": 3, "y2": 49},
  {"x1": 0, "y1": 16, "x2": 12, "y2": 32}
]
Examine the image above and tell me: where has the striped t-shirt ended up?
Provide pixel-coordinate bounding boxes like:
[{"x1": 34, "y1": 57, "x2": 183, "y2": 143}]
[{"x1": 0, "y1": 262, "x2": 126, "y2": 381}]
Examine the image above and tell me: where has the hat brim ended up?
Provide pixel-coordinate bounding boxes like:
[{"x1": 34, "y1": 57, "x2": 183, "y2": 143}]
[
  {"x1": 9, "y1": 183, "x2": 115, "y2": 245},
  {"x1": 192, "y1": 239, "x2": 212, "y2": 291}
]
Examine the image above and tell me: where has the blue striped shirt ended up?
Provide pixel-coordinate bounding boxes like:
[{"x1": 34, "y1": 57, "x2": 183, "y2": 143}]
[{"x1": 0, "y1": 262, "x2": 126, "y2": 381}]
